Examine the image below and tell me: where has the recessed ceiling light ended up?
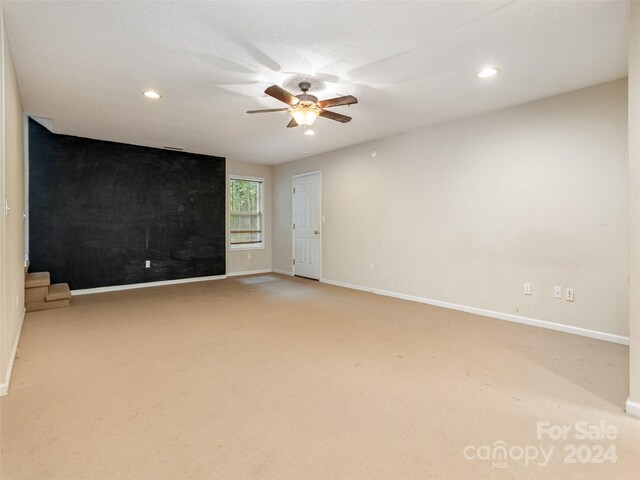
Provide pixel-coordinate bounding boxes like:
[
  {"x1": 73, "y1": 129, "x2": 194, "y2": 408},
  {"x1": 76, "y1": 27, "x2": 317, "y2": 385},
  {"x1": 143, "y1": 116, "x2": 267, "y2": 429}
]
[
  {"x1": 477, "y1": 67, "x2": 499, "y2": 78},
  {"x1": 304, "y1": 129, "x2": 315, "y2": 136},
  {"x1": 143, "y1": 90, "x2": 161, "y2": 99}
]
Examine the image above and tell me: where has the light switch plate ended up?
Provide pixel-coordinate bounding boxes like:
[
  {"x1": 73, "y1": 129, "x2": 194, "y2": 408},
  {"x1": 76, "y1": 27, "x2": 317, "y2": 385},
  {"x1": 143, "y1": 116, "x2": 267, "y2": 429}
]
[{"x1": 566, "y1": 288, "x2": 574, "y2": 302}]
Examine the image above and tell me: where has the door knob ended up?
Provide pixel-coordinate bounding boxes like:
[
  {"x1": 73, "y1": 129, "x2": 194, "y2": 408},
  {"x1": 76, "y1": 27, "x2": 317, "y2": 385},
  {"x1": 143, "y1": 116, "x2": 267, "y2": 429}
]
[{"x1": 314, "y1": 230, "x2": 319, "y2": 235}]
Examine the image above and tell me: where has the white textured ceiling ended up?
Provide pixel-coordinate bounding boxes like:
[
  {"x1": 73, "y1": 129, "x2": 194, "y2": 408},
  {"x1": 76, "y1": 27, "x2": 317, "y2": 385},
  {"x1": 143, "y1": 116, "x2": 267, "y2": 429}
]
[{"x1": 3, "y1": 1, "x2": 629, "y2": 165}]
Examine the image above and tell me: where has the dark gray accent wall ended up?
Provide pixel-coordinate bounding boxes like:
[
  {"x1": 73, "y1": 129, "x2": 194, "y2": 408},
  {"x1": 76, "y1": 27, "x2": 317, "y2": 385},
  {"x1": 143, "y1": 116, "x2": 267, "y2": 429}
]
[{"x1": 28, "y1": 119, "x2": 226, "y2": 290}]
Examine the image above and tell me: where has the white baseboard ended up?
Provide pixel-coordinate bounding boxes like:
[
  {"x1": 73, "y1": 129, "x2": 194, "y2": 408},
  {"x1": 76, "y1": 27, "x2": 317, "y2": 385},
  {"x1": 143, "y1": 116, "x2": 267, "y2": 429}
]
[
  {"x1": 0, "y1": 308, "x2": 26, "y2": 396},
  {"x1": 272, "y1": 269, "x2": 293, "y2": 276},
  {"x1": 72, "y1": 275, "x2": 227, "y2": 295},
  {"x1": 320, "y1": 278, "x2": 372, "y2": 292},
  {"x1": 319, "y1": 278, "x2": 629, "y2": 345},
  {"x1": 227, "y1": 269, "x2": 273, "y2": 277},
  {"x1": 626, "y1": 398, "x2": 640, "y2": 418}
]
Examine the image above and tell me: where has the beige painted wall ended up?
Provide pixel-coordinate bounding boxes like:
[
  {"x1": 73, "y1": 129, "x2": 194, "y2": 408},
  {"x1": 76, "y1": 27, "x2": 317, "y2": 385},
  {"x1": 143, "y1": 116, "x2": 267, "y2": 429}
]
[
  {"x1": 273, "y1": 79, "x2": 628, "y2": 337},
  {"x1": 0, "y1": 10, "x2": 25, "y2": 394},
  {"x1": 628, "y1": 2, "x2": 640, "y2": 410},
  {"x1": 226, "y1": 159, "x2": 272, "y2": 274}
]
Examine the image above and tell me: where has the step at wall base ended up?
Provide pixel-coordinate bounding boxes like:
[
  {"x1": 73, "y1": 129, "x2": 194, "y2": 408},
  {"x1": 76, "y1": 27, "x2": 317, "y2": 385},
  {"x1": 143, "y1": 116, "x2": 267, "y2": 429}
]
[
  {"x1": 26, "y1": 299, "x2": 70, "y2": 312},
  {"x1": 25, "y1": 272, "x2": 51, "y2": 288},
  {"x1": 25, "y1": 285, "x2": 48, "y2": 303}
]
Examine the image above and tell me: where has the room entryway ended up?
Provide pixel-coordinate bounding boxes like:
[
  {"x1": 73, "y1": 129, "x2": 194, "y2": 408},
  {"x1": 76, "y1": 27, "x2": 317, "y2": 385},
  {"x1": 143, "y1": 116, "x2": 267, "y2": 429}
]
[{"x1": 292, "y1": 171, "x2": 321, "y2": 280}]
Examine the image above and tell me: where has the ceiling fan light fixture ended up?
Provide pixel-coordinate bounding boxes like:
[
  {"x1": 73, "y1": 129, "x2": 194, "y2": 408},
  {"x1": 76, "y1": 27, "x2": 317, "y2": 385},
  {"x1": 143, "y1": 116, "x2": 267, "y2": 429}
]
[{"x1": 289, "y1": 105, "x2": 319, "y2": 126}]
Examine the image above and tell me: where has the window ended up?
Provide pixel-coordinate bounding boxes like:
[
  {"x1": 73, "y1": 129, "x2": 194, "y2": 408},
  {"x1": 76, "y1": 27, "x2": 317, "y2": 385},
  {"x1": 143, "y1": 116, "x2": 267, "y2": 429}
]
[{"x1": 230, "y1": 176, "x2": 264, "y2": 249}]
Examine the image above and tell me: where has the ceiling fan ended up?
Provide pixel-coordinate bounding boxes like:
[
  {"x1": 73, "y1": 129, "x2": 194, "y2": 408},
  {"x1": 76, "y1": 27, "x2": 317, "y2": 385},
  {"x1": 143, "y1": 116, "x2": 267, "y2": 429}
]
[{"x1": 247, "y1": 81, "x2": 358, "y2": 128}]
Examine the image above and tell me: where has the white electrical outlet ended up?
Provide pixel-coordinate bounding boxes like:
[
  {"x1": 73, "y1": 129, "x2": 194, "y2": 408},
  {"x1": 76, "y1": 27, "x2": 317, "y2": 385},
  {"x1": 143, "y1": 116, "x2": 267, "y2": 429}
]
[
  {"x1": 369, "y1": 264, "x2": 374, "y2": 272},
  {"x1": 145, "y1": 260, "x2": 151, "y2": 268},
  {"x1": 524, "y1": 283, "x2": 532, "y2": 295},
  {"x1": 566, "y1": 288, "x2": 574, "y2": 302},
  {"x1": 553, "y1": 286, "x2": 563, "y2": 299},
  {"x1": 16, "y1": 294, "x2": 19, "y2": 307},
  {"x1": 247, "y1": 252, "x2": 252, "y2": 260}
]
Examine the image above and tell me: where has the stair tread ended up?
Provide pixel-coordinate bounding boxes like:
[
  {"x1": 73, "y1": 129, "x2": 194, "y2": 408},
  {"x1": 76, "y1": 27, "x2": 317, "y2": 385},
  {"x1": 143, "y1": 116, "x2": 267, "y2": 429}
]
[
  {"x1": 46, "y1": 283, "x2": 71, "y2": 301},
  {"x1": 25, "y1": 272, "x2": 50, "y2": 288}
]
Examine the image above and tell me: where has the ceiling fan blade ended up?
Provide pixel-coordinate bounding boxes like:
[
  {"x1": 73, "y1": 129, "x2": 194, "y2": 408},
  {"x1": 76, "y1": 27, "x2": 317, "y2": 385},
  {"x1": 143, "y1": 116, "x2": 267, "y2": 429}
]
[
  {"x1": 319, "y1": 109, "x2": 352, "y2": 123},
  {"x1": 287, "y1": 118, "x2": 299, "y2": 128},
  {"x1": 317, "y1": 95, "x2": 358, "y2": 108},
  {"x1": 246, "y1": 108, "x2": 290, "y2": 114},
  {"x1": 265, "y1": 85, "x2": 299, "y2": 106}
]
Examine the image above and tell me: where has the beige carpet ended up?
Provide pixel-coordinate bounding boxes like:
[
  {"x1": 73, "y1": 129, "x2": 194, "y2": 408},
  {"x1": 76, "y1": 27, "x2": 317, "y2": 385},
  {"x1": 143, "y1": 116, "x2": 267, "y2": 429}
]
[{"x1": 1, "y1": 273, "x2": 638, "y2": 479}]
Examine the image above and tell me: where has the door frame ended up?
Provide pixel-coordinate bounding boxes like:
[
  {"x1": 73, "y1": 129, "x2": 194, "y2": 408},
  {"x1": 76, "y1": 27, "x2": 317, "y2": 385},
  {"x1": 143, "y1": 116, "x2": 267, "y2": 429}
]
[{"x1": 291, "y1": 170, "x2": 322, "y2": 280}]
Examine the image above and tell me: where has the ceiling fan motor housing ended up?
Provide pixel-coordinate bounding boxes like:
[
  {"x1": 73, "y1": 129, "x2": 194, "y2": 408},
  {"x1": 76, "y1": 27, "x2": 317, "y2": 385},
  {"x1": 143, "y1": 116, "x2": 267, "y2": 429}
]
[
  {"x1": 296, "y1": 94, "x2": 318, "y2": 103},
  {"x1": 296, "y1": 82, "x2": 318, "y2": 104}
]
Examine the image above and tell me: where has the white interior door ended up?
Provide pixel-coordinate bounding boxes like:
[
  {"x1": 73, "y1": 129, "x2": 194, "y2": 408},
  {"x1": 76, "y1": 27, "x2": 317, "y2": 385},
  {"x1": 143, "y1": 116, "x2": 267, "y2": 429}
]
[{"x1": 293, "y1": 172, "x2": 321, "y2": 280}]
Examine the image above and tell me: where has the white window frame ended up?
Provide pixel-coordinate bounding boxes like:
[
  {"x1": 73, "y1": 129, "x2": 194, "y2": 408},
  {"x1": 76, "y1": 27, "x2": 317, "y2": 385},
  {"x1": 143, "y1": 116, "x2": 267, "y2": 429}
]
[{"x1": 228, "y1": 174, "x2": 265, "y2": 251}]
